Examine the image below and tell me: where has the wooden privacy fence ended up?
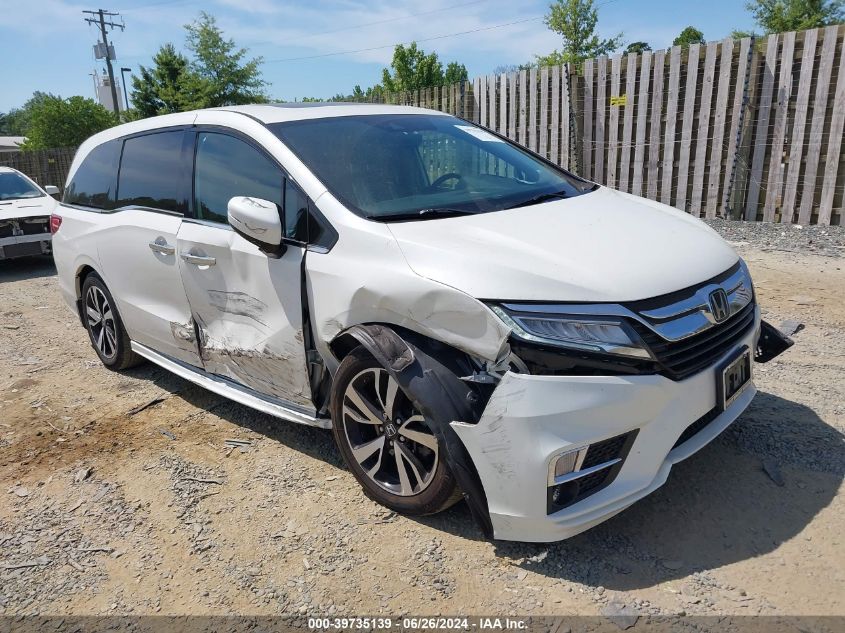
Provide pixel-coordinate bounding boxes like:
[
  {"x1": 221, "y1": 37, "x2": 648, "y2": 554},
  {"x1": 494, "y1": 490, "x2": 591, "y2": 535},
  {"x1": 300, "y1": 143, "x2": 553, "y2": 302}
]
[
  {"x1": 0, "y1": 148, "x2": 76, "y2": 193},
  {"x1": 375, "y1": 25, "x2": 845, "y2": 226}
]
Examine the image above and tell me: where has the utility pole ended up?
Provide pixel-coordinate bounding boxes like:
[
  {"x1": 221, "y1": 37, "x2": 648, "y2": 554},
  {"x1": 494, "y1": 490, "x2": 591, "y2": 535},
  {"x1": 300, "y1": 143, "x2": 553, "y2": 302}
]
[{"x1": 83, "y1": 9, "x2": 124, "y2": 115}]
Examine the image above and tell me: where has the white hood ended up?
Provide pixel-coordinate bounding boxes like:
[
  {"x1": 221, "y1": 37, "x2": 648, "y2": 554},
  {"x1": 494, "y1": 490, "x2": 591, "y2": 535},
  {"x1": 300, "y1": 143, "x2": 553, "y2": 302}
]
[
  {"x1": 387, "y1": 187, "x2": 738, "y2": 303},
  {"x1": 0, "y1": 195, "x2": 56, "y2": 221}
]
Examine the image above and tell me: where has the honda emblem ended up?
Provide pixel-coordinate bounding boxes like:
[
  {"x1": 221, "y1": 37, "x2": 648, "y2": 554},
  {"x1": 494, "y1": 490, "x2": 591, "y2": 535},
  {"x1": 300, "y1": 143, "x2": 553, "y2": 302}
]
[{"x1": 708, "y1": 289, "x2": 730, "y2": 323}]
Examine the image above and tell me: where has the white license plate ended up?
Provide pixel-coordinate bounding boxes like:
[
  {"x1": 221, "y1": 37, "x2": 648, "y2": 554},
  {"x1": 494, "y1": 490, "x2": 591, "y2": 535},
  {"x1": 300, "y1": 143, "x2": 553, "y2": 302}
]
[{"x1": 718, "y1": 347, "x2": 752, "y2": 410}]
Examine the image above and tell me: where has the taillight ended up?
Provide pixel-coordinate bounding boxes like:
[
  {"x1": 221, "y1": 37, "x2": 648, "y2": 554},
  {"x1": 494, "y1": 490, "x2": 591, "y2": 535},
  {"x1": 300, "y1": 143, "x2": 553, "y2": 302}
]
[{"x1": 50, "y1": 214, "x2": 62, "y2": 234}]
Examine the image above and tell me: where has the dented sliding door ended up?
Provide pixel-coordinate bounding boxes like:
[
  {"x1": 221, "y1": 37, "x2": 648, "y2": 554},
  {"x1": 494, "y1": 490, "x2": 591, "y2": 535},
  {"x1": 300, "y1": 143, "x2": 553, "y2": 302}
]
[{"x1": 175, "y1": 220, "x2": 314, "y2": 411}]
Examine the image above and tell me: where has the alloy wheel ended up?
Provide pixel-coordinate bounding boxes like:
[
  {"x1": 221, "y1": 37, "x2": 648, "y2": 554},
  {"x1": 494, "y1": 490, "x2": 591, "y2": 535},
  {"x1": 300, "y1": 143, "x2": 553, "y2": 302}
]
[
  {"x1": 341, "y1": 367, "x2": 439, "y2": 496},
  {"x1": 85, "y1": 285, "x2": 118, "y2": 360}
]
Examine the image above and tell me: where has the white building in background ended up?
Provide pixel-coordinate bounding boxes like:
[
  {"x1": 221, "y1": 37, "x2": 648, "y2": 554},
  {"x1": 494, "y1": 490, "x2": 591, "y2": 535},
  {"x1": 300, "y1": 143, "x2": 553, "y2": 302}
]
[
  {"x1": 94, "y1": 70, "x2": 124, "y2": 112},
  {"x1": 0, "y1": 137, "x2": 26, "y2": 152}
]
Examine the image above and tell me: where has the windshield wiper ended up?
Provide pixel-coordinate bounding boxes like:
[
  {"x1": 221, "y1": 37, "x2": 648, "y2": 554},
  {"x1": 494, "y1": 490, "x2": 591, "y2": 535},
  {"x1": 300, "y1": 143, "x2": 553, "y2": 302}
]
[
  {"x1": 371, "y1": 207, "x2": 480, "y2": 222},
  {"x1": 506, "y1": 190, "x2": 570, "y2": 209}
]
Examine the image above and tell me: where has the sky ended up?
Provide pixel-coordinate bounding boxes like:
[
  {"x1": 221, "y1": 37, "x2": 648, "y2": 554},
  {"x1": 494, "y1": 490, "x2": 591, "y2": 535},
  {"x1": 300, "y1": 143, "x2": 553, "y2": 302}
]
[{"x1": 0, "y1": 0, "x2": 758, "y2": 112}]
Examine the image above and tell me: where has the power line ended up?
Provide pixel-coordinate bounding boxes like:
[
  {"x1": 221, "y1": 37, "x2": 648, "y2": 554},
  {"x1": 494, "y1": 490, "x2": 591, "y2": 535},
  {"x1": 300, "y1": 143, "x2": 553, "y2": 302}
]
[{"x1": 264, "y1": 15, "x2": 544, "y2": 63}]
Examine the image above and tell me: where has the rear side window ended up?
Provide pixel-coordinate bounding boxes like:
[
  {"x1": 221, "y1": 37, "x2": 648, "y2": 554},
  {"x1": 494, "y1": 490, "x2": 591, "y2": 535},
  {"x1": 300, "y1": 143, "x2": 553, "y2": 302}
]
[
  {"x1": 64, "y1": 140, "x2": 121, "y2": 209},
  {"x1": 117, "y1": 131, "x2": 187, "y2": 214},
  {"x1": 194, "y1": 132, "x2": 283, "y2": 224}
]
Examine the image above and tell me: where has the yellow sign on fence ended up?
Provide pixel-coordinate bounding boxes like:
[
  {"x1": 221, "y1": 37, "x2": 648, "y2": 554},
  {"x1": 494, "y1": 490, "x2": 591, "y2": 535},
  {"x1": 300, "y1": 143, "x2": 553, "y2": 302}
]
[{"x1": 610, "y1": 94, "x2": 628, "y2": 106}]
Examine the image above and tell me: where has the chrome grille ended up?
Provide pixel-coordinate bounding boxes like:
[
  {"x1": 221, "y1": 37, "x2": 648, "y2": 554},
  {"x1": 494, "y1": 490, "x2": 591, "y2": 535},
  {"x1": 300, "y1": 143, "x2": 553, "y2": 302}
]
[
  {"x1": 625, "y1": 261, "x2": 754, "y2": 343},
  {"x1": 631, "y1": 279, "x2": 757, "y2": 381}
]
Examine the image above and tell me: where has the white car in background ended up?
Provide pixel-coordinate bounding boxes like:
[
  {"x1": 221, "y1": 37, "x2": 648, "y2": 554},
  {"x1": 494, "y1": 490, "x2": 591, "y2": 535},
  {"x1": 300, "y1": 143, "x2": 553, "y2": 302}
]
[
  {"x1": 50, "y1": 104, "x2": 792, "y2": 542},
  {"x1": 0, "y1": 167, "x2": 59, "y2": 261}
]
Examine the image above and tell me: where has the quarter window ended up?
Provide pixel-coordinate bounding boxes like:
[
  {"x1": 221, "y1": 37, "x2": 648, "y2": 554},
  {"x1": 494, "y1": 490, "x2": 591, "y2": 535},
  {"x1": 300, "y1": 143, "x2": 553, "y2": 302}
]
[
  {"x1": 194, "y1": 132, "x2": 283, "y2": 225},
  {"x1": 117, "y1": 131, "x2": 187, "y2": 214},
  {"x1": 64, "y1": 140, "x2": 121, "y2": 210},
  {"x1": 284, "y1": 180, "x2": 308, "y2": 241}
]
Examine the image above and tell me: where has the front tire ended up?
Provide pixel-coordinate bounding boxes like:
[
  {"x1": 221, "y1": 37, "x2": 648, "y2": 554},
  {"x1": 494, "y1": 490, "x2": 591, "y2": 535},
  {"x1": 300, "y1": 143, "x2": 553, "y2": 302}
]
[
  {"x1": 81, "y1": 273, "x2": 142, "y2": 371},
  {"x1": 331, "y1": 347, "x2": 461, "y2": 515}
]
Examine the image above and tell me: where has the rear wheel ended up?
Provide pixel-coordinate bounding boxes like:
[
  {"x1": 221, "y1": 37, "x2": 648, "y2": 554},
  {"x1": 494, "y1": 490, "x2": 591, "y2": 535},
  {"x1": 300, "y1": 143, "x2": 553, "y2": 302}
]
[
  {"x1": 331, "y1": 347, "x2": 460, "y2": 515},
  {"x1": 81, "y1": 273, "x2": 142, "y2": 370}
]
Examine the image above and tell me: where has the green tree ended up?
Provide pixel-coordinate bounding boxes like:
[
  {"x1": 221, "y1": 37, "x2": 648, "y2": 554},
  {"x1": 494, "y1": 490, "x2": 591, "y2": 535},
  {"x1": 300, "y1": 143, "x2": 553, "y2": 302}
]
[
  {"x1": 444, "y1": 61, "x2": 469, "y2": 84},
  {"x1": 492, "y1": 62, "x2": 537, "y2": 74},
  {"x1": 0, "y1": 109, "x2": 25, "y2": 135},
  {"x1": 365, "y1": 84, "x2": 386, "y2": 101},
  {"x1": 382, "y1": 43, "x2": 444, "y2": 92},
  {"x1": 625, "y1": 41, "x2": 652, "y2": 53},
  {"x1": 0, "y1": 92, "x2": 52, "y2": 136},
  {"x1": 379, "y1": 44, "x2": 466, "y2": 92},
  {"x1": 745, "y1": 0, "x2": 843, "y2": 33},
  {"x1": 730, "y1": 29, "x2": 759, "y2": 38},
  {"x1": 298, "y1": 83, "x2": 387, "y2": 103},
  {"x1": 131, "y1": 43, "x2": 205, "y2": 118},
  {"x1": 537, "y1": 0, "x2": 624, "y2": 66},
  {"x1": 673, "y1": 26, "x2": 706, "y2": 48},
  {"x1": 20, "y1": 95, "x2": 116, "y2": 150},
  {"x1": 185, "y1": 12, "x2": 268, "y2": 106}
]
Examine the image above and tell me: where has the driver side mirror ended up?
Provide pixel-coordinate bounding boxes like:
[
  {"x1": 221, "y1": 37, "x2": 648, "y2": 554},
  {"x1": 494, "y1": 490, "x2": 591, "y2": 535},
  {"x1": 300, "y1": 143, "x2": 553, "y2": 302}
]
[
  {"x1": 44, "y1": 185, "x2": 60, "y2": 198},
  {"x1": 227, "y1": 196, "x2": 286, "y2": 257}
]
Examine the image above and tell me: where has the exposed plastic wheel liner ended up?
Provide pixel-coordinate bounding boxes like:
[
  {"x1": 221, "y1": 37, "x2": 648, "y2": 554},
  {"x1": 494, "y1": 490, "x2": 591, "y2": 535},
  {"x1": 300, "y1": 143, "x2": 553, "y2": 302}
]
[{"x1": 341, "y1": 323, "x2": 495, "y2": 538}]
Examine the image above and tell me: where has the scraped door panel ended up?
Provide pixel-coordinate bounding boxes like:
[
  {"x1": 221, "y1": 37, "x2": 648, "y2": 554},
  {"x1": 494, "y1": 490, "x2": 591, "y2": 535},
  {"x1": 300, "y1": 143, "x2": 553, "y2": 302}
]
[
  {"x1": 97, "y1": 213, "x2": 201, "y2": 367},
  {"x1": 176, "y1": 222, "x2": 312, "y2": 409}
]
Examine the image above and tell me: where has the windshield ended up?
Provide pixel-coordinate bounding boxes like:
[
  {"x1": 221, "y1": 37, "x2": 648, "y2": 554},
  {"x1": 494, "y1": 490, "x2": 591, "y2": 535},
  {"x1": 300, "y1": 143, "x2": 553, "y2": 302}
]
[
  {"x1": 269, "y1": 114, "x2": 595, "y2": 220},
  {"x1": 0, "y1": 172, "x2": 44, "y2": 201}
]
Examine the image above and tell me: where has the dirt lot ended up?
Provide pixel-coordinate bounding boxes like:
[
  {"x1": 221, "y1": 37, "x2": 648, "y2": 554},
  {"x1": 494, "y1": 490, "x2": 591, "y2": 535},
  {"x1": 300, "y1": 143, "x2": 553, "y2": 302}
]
[{"x1": 1, "y1": 223, "x2": 843, "y2": 619}]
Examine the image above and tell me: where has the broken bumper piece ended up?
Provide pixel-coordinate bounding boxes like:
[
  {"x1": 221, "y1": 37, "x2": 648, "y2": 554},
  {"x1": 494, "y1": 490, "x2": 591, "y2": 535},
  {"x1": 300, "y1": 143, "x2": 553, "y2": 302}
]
[
  {"x1": 755, "y1": 319, "x2": 794, "y2": 363},
  {"x1": 451, "y1": 324, "x2": 759, "y2": 543},
  {"x1": 0, "y1": 232, "x2": 52, "y2": 260}
]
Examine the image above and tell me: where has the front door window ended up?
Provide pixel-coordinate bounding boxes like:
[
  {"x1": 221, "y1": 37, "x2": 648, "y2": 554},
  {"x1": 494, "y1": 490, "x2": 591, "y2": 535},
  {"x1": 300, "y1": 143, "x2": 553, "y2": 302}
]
[{"x1": 194, "y1": 132, "x2": 283, "y2": 224}]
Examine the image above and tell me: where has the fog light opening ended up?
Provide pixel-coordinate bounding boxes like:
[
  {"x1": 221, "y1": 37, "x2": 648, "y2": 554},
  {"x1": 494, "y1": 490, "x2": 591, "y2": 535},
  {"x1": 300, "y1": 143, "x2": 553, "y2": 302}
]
[{"x1": 549, "y1": 447, "x2": 588, "y2": 484}]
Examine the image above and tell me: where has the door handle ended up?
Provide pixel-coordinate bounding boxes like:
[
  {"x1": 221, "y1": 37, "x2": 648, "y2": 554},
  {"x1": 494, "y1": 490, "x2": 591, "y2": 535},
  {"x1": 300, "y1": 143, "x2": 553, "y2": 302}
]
[
  {"x1": 148, "y1": 239, "x2": 175, "y2": 255},
  {"x1": 181, "y1": 252, "x2": 217, "y2": 266}
]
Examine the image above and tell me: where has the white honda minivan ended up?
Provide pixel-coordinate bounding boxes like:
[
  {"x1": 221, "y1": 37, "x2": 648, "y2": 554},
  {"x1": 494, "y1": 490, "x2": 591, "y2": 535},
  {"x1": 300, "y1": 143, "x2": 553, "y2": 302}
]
[{"x1": 52, "y1": 104, "x2": 791, "y2": 542}]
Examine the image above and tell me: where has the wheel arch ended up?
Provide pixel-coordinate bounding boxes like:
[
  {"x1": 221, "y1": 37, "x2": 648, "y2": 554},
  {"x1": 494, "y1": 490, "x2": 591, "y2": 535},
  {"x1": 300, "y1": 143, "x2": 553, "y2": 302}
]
[
  {"x1": 73, "y1": 263, "x2": 100, "y2": 326},
  {"x1": 328, "y1": 321, "x2": 499, "y2": 372},
  {"x1": 329, "y1": 322, "x2": 496, "y2": 538}
]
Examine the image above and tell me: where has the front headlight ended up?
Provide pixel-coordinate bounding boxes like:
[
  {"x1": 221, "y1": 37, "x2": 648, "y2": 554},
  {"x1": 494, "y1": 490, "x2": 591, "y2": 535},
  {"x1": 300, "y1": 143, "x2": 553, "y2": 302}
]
[{"x1": 490, "y1": 305, "x2": 652, "y2": 359}]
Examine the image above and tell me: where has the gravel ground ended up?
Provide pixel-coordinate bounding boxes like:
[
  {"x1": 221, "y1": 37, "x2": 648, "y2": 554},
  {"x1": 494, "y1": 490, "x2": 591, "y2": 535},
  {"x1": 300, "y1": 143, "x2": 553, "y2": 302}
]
[
  {"x1": 706, "y1": 219, "x2": 845, "y2": 258},
  {"x1": 1, "y1": 221, "x2": 843, "y2": 622}
]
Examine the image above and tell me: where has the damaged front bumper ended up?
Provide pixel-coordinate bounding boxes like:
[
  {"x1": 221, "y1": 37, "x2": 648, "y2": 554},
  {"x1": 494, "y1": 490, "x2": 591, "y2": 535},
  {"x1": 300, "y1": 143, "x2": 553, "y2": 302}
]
[
  {"x1": 0, "y1": 231, "x2": 52, "y2": 260},
  {"x1": 451, "y1": 318, "x2": 781, "y2": 543}
]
